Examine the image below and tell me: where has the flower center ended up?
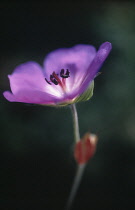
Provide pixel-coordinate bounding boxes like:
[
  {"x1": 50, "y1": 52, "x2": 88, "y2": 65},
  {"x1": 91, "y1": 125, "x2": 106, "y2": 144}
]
[{"x1": 45, "y1": 69, "x2": 70, "y2": 90}]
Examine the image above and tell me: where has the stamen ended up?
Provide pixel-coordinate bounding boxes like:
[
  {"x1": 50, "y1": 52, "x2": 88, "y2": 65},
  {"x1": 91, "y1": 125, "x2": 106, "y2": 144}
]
[
  {"x1": 60, "y1": 69, "x2": 64, "y2": 77},
  {"x1": 50, "y1": 74, "x2": 58, "y2": 85},
  {"x1": 60, "y1": 68, "x2": 70, "y2": 78},
  {"x1": 66, "y1": 69, "x2": 70, "y2": 77},
  {"x1": 52, "y1": 72, "x2": 63, "y2": 87},
  {"x1": 45, "y1": 78, "x2": 51, "y2": 85},
  {"x1": 45, "y1": 69, "x2": 70, "y2": 89}
]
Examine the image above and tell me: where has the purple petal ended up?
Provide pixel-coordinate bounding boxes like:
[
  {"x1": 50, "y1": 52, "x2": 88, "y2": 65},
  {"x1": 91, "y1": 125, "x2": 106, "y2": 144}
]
[
  {"x1": 3, "y1": 91, "x2": 16, "y2": 102},
  {"x1": 66, "y1": 42, "x2": 112, "y2": 99},
  {"x1": 87, "y1": 42, "x2": 112, "y2": 80},
  {"x1": 8, "y1": 61, "x2": 47, "y2": 94},
  {"x1": 3, "y1": 42, "x2": 112, "y2": 106},
  {"x1": 3, "y1": 90, "x2": 63, "y2": 105},
  {"x1": 43, "y1": 44, "x2": 96, "y2": 77}
]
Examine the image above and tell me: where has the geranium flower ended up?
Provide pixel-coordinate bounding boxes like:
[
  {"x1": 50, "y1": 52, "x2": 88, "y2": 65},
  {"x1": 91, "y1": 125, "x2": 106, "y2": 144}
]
[{"x1": 3, "y1": 42, "x2": 112, "y2": 106}]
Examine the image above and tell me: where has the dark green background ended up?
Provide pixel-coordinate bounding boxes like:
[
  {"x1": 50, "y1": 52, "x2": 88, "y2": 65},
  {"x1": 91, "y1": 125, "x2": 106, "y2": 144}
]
[{"x1": 0, "y1": 1, "x2": 135, "y2": 210}]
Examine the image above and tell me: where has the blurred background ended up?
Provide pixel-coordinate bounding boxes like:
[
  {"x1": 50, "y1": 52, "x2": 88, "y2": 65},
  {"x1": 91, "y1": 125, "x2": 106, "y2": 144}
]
[{"x1": 0, "y1": 1, "x2": 135, "y2": 209}]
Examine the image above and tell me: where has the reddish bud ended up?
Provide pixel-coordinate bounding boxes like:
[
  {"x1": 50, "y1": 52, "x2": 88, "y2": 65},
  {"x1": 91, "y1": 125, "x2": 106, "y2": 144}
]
[{"x1": 74, "y1": 133, "x2": 98, "y2": 164}]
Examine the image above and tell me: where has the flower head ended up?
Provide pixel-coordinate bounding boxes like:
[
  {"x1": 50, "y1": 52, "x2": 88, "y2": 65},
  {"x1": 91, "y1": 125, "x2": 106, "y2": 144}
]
[{"x1": 3, "y1": 42, "x2": 112, "y2": 106}]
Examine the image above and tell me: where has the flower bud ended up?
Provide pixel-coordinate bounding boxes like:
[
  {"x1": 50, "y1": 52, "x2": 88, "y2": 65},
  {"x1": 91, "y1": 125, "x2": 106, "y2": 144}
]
[{"x1": 74, "y1": 133, "x2": 98, "y2": 164}]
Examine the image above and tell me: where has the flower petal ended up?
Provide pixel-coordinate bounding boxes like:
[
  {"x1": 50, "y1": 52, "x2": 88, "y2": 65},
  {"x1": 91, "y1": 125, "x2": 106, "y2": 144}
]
[
  {"x1": 8, "y1": 61, "x2": 47, "y2": 94},
  {"x1": 67, "y1": 42, "x2": 112, "y2": 99},
  {"x1": 44, "y1": 45, "x2": 96, "y2": 96},
  {"x1": 43, "y1": 44, "x2": 96, "y2": 77},
  {"x1": 3, "y1": 91, "x2": 16, "y2": 102},
  {"x1": 3, "y1": 42, "x2": 112, "y2": 106},
  {"x1": 3, "y1": 90, "x2": 63, "y2": 105},
  {"x1": 88, "y1": 42, "x2": 112, "y2": 79}
]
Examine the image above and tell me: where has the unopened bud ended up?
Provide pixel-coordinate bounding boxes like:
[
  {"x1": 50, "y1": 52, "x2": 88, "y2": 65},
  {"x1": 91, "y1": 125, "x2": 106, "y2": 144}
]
[{"x1": 74, "y1": 133, "x2": 98, "y2": 164}]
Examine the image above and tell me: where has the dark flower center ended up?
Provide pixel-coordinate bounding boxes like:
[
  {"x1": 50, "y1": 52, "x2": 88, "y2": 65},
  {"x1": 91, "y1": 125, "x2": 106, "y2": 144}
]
[{"x1": 45, "y1": 69, "x2": 70, "y2": 86}]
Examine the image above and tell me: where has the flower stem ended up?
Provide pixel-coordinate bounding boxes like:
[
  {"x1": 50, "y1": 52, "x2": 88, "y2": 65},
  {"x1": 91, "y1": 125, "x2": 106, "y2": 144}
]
[
  {"x1": 65, "y1": 104, "x2": 85, "y2": 210},
  {"x1": 70, "y1": 104, "x2": 80, "y2": 143},
  {"x1": 65, "y1": 163, "x2": 86, "y2": 210}
]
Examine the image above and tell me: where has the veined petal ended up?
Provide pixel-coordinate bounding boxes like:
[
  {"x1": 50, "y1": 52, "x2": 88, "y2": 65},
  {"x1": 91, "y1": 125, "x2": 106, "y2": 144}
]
[
  {"x1": 8, "y1": 61, "x2": 47, "y2": 94},
  {"x1": 3, "y1": 90, "x2": 63, "y2": 105}
]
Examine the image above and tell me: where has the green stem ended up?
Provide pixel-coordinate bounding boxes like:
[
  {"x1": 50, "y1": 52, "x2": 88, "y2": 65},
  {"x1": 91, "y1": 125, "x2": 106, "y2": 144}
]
[{"x1": 70, "y1": 104, "x2": 80, "y2": 143}]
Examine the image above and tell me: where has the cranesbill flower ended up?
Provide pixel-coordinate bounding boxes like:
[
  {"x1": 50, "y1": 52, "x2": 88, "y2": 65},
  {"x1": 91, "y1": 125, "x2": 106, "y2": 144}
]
[{"x1": 3, "y1": 42, "x2": 112, "y2": 106}]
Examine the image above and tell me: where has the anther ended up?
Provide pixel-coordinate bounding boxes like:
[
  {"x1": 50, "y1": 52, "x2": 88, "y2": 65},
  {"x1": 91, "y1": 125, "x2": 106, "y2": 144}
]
[
  {"x1": 45, "y1": 69, "x2": 70, "y2": 87},
  {"x1": 60, "y1": 69, "x2": 64, "y2": 77},
  {"x1": 45, "y1": 78, "x2": 51, "y2": 85},
  {"x1": 50, "y1": 74, "x2": 58, "y2": 85},
  {"x1": 60, "y1": 69, "x2": 70, "y2": 78},
  {"x1": 66, "y1": 69, "x2": 70, "y2": 77}
]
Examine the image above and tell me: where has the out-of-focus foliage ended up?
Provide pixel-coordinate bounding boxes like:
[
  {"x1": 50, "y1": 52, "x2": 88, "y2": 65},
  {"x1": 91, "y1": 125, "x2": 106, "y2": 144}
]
[{"x1": 0, "y1": 1, "x2": 135, "y2": 210}]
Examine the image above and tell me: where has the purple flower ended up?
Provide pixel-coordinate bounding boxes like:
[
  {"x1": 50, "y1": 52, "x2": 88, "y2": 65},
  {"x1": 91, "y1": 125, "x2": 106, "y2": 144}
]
[{"x1": 3, "y1": 42, "x2": 112, "y2": 106}]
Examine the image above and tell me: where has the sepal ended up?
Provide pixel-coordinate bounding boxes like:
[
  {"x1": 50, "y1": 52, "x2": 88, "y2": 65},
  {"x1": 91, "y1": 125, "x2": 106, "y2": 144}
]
[{"x1": 74, "y1": 81, "x2": 94, "y2": 103}]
